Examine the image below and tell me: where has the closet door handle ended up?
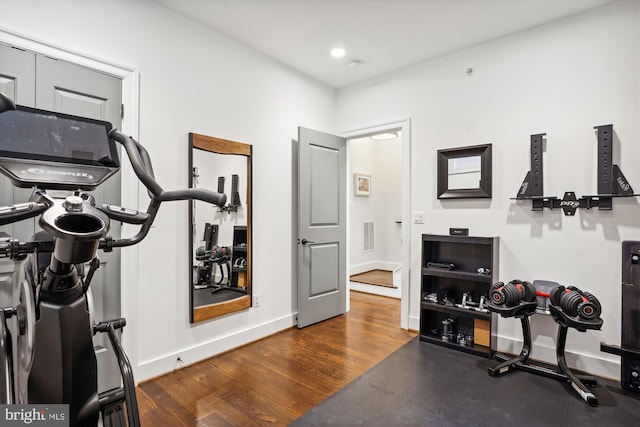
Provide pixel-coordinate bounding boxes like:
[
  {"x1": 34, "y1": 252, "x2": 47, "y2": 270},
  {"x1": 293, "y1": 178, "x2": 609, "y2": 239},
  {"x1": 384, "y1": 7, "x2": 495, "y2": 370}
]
[{"x1": 301, "y1": 238, "x2": 315, "y2": 245}]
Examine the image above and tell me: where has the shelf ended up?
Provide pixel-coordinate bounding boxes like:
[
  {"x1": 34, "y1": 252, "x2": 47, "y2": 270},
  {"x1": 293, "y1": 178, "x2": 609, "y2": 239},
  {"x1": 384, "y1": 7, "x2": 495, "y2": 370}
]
[
  {"x1": 421, "y1": 234, "x2": 498, "y2": 358},
  {"x1": 231, "y1": 225, "x2": 248, "y2": 290},
  {"x1": 419, "y1": 333, "x2": 492, "y2": 358},
  {"x1": 421, "y1": 234, "x2": 495, "y2": 245},
  {"x1": 421, "y1": 301, "x2": 491, "y2": 320},
  {"x1": 422, "y1": 268, "x2": 492, "y2": 283}
]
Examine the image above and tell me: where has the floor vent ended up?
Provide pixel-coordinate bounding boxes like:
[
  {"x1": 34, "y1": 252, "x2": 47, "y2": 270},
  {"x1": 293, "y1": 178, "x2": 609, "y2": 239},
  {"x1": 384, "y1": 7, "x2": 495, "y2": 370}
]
[{"x1": 364, "y1": 221, "x2": 374, "y2": 252}]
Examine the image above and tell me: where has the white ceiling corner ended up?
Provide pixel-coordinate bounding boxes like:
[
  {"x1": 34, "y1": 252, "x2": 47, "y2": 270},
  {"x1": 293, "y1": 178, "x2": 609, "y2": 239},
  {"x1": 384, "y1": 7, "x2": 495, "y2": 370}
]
[{"x1": 155, "y1": 0, "x2": 615, "y2": 88}]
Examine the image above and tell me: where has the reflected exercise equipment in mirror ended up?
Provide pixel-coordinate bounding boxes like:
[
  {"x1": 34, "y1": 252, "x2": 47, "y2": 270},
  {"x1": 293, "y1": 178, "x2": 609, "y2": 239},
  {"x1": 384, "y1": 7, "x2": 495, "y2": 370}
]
[
  {"x1": 189, "y1": 133, "x2": 252, "y2": 323},
  {"x1": 437, "y1": 143, "x2": 492, "y2": 199}
]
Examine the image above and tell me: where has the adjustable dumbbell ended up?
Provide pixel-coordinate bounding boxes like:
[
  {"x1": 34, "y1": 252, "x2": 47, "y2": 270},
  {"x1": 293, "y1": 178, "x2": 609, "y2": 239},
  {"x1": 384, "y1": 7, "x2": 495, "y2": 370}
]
[
  {"x1": 490, "y1": 280, "x2": 537, "y2": 307},
  {"x1": 549, "y1": 285, "x2": 601, "y2": 320}
]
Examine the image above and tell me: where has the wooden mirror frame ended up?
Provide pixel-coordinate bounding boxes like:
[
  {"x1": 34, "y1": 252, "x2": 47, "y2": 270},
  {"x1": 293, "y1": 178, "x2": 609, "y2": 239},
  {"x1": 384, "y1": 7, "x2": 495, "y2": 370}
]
[
  {"x1": 437, "y1": 143, "x2": 492, "y2": 199},
  {"x1": 188, "y1": 133, "x2": 252, "y2": 323}
]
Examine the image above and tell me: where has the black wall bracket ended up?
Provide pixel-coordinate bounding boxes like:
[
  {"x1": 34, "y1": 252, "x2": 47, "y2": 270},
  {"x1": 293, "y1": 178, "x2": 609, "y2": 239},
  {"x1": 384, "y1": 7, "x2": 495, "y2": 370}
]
[
  {"x1": 513, "y1": 125, "x2": 639, "y2": 215},
  {"x1": 601, "y1": 243, "x2": 640, "y2": 394},
  {"x1": 216, "y1": 174, "x2": 242, "y2": 213}
]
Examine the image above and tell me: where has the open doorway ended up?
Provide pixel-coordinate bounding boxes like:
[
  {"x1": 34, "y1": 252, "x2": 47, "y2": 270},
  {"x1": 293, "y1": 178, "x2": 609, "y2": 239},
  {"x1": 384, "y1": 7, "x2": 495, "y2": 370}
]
[
  {"x1": 341, "y1": 120, "x2": 411, "y2": 329},
  {"x1": 348, "y1": 131, "x2": 402, "y2": 299}
]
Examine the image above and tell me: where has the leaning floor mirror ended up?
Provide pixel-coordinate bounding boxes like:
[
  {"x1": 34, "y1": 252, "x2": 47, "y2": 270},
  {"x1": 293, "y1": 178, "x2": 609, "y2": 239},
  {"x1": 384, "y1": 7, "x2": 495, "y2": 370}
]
[{"x1": 188, "y1": 133, "x2": 252, "y2": 323}]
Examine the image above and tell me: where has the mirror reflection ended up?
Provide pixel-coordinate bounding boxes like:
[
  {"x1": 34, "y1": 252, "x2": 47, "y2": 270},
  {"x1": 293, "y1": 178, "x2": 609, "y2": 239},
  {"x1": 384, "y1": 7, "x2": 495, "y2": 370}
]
[
  {"x1": 447, "y1": 155, "x2": 481, "y2": 190},
  {"x1": 189, "y1": 133, "x2": 252, "y2": 323},
  {"x1": 437, "y1": 143, "x2": 492, "y2": 199}
]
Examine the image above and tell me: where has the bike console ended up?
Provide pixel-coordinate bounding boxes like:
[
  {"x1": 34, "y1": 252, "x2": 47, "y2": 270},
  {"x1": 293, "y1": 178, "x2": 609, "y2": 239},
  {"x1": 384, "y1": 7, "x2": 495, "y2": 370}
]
[{"x1": 0, "y1": 105, "x2": 119, "y2": 191}]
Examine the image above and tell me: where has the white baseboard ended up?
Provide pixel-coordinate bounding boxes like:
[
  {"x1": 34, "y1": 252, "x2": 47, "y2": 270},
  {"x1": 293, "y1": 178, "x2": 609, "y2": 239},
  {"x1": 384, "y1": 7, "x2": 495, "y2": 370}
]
[
  {"x1": 409, "y1": 320, "x2": 620, "y2": 380},
  {"x1": 409, "y1": 315, "x2": 420, "y2": 331},
  {"x1": 348, "y1": 260, "x2": 402, "y2": 299},
  {"x1": 350, "y1": 281, "x2": 400, "y2": 299},
  {"x1": 136, "y1": 314, "x2": 296, "y2": 383},
  {"x1": 496, "y1": 335, "x2": 620, "y2": 380},
  {"x1": 349, "y1": 261, "x2": 401, "y2": 276}
]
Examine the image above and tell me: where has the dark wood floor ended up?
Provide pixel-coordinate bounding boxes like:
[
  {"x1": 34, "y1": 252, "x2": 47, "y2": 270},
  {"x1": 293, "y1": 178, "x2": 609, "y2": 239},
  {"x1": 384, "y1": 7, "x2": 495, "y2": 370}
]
[{"x1": 136, "y1": 291, "x2": 417, "y2": 426}]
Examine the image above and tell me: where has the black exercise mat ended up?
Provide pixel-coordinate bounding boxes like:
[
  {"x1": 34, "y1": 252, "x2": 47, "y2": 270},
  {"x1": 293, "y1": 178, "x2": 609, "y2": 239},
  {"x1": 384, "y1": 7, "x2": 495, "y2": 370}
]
[{"x1": 290, "y1": 338, "x2": 640, "y2": 426}]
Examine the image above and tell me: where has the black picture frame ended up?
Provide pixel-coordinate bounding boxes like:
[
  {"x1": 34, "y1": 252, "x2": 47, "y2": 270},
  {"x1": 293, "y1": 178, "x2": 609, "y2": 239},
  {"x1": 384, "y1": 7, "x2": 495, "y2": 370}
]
[{"x1": 437, "y1": 143, "x2": 492, "y2": 199}]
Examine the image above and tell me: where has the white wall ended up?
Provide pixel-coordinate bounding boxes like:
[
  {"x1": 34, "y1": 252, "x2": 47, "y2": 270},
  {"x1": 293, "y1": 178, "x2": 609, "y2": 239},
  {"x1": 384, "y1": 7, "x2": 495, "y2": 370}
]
[
  {"x1": 337, "y1": 0, "x2": 640, "y2": 379},
  {"x1": 0, "y1": 0, "x2": 336, "y2": 381},
  {"x1": 349, "y1": 136, "x2": 402, "y2": 273}
]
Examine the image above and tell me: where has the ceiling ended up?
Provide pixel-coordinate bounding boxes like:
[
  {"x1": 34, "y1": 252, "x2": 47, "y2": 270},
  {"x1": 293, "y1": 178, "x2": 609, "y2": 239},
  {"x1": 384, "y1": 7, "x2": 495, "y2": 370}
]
[{"x1": 156, "y1": 0, "x2": 614, "y2": 89}]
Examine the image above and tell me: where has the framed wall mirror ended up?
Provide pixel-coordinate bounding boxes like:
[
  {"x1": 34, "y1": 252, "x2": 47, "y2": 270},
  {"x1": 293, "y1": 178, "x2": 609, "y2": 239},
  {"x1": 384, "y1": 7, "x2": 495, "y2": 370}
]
[
  {"x1": 188, "y1": 133, "x2": 252, "y2": 323},
  {"x1": 437, "y1": 143, "x2": 492, "y2": 199}
]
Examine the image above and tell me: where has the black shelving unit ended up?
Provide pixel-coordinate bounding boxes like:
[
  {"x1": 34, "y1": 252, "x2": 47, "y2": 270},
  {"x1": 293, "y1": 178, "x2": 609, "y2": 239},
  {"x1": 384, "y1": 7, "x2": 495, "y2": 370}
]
[
  {"x1": 231, "y1": 225, "x2": 248, "y2": 290},
  {"x1": 420, "y1": 234, "x2": 499, "y2": 358}
]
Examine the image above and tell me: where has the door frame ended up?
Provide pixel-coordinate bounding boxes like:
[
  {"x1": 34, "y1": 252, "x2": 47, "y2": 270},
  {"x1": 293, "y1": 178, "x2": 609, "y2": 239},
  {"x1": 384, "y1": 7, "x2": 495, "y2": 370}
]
[
  {"x1": 0, "y1": 29, "x2": 142, "y2": 372},
  {"x1": 340, "y1": 119, "x2": 411, "y2": 329}
]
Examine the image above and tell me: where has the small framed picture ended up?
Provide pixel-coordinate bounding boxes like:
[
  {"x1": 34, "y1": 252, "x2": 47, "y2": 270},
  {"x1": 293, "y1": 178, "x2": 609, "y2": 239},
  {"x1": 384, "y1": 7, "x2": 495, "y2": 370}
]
[{"x1": 354, "y1": 173, "x2": 371, "y2": 196}]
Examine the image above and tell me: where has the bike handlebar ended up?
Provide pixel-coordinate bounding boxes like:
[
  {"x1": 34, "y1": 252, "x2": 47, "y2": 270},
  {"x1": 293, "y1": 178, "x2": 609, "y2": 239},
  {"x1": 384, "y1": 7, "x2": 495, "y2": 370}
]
[
  {"x1": 0, "y1": 202, "x2": 51, "y2": 226},
  {"x1": 109, "y1": 129, "x2": 226, "y2": 206},
  {"x1": 109, "y1": 129, "x2": 163, "y2": 199},
  {"x1": 0, "y1": 125, "x2": 227, "y2": 257}
]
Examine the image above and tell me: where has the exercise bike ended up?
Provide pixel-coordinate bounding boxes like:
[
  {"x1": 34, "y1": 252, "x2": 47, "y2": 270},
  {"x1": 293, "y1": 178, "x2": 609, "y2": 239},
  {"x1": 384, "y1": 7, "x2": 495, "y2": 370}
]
[{"x1": 0, "y1": 93, "x2": 226, "y2": 426}]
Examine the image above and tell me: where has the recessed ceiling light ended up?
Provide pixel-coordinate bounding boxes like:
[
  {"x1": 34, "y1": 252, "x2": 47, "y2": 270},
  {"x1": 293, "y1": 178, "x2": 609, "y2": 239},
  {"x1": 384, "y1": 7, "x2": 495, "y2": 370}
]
[
  {"x1": 370, "y1": 132, "x2": 398, "y2": 141},
  {"x1": 330, "y1": 47, "x2": 346, "y2": 58}
]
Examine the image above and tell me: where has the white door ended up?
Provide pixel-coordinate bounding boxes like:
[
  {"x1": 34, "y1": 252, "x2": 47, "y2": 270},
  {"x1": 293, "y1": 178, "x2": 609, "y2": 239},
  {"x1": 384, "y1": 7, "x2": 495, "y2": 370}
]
[
  {"x1": 297, "y1": 127, "x2": 347, "y2": 328},
  {"x1": 0, "y1": 44, "x2": 35, "y2": 308},
  {"x1": 0, "y1": 45, "x2": 123, "y2": 392}
]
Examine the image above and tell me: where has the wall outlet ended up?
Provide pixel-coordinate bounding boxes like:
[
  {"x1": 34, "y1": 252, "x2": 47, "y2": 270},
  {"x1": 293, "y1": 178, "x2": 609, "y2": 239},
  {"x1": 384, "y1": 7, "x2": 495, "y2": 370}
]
[
  {"x1": 253, "y1": 294, "x2": 260, "y2": 307},
  {"x1": 413, "y1": 211, "x2": 425, "y2": 224}
]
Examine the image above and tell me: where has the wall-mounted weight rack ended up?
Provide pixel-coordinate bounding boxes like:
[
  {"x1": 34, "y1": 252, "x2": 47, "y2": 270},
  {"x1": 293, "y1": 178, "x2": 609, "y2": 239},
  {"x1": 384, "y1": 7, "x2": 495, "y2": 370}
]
[{"x1": 513, "y1": 124, "x2": 638, "y2": 215}]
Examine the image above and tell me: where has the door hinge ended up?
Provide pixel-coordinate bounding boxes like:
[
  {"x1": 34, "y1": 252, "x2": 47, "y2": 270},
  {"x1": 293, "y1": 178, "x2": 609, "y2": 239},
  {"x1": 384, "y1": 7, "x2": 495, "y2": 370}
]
[{"x1": 121, "y1": 104, "x2": 124, "y2": 119}]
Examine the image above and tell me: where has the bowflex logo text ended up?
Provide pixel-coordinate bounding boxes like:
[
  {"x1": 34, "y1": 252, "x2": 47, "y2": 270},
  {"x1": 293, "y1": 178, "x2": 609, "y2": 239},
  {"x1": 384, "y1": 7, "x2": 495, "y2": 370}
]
[
  {"x1": 25, "y1": 168, "x2": 93, "y2": 179},
  {"x1": 1, "y1": 405, "x2": 68, "y2": 426}
]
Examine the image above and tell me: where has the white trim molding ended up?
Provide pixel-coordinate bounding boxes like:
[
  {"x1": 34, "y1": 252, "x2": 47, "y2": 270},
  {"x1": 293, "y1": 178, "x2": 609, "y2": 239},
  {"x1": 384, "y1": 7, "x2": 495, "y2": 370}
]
[{"x1": 137, "y1": 314, "x2": 296, "y2": 382}]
